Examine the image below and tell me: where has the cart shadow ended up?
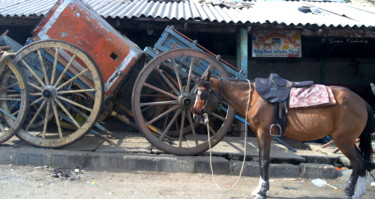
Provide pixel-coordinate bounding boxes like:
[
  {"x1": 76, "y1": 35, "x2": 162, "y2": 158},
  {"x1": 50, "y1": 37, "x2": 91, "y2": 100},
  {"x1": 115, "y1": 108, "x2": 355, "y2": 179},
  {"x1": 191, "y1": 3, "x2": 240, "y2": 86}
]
[{"x1": 269, "y1": 197, "x2": 342, "y2": 199}]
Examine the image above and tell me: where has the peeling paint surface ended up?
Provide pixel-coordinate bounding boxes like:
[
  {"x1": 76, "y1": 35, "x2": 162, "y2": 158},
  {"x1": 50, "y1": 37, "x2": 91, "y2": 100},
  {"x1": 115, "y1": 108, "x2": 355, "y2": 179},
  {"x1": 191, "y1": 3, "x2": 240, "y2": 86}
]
[
  {"x1": 60, "y1": 32, "x2": 68, "y2": 37},
  {"x1": 33, "y1": 0, "x2": 143, "y2": 98}
]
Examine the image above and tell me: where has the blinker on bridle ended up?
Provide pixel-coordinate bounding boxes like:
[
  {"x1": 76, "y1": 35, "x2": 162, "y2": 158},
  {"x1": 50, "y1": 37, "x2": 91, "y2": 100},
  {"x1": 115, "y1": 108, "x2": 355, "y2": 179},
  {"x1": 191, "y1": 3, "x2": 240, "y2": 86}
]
[
  {"x1": 199, "y1": 88, "x2": 209, "y2": 100},
  {"x1": 196, "y1": 78, "x2": 222, "y2": 113}
]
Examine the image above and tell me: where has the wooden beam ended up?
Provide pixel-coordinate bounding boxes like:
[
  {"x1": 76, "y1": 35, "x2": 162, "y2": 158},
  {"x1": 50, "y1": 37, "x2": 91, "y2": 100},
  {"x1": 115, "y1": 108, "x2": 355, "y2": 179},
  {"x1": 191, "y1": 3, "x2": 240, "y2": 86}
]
[
  {"x1": 302, "y1": 28, "x2": 375, "y2": 38},
  {"x1": 0, "y1": 16, "x2": 40, "y2": 26}
]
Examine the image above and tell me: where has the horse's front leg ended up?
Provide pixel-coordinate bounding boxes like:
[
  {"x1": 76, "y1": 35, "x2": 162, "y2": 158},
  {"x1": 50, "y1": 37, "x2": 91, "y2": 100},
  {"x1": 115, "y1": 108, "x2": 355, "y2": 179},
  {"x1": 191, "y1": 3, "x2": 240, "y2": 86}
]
[{"x1": 252, "y1": 130, "x2": 272, "y2": 199}]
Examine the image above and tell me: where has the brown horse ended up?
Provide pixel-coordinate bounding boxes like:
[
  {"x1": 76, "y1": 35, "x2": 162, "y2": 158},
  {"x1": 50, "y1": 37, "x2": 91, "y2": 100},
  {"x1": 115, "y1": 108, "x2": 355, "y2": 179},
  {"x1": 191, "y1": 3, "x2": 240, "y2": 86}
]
[{"x1": 190, "y1": 73, "x2": 373, "y2": 199}]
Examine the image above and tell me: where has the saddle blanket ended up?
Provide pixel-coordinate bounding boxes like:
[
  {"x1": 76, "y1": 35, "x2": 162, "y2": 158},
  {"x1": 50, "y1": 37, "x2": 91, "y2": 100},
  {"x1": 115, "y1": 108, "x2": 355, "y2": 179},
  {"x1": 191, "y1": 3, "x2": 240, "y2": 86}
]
[{"x1": 289, "y1": 84, "x2": 336, "y2": 109}]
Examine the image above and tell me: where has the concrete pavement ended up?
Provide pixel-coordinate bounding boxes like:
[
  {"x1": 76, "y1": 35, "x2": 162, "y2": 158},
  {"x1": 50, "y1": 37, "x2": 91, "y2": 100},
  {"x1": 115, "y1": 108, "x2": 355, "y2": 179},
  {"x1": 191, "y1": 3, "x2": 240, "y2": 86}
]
[{"x1": 0, "y1": 129, "x2": 358, "y2": 179}]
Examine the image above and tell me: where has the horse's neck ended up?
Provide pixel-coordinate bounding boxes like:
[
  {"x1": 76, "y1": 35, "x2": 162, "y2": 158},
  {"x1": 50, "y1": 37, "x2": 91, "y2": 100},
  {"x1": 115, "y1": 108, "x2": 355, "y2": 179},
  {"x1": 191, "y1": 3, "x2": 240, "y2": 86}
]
[{"x1": 213, "y1": 78, "x2": 252, "y2": 116}]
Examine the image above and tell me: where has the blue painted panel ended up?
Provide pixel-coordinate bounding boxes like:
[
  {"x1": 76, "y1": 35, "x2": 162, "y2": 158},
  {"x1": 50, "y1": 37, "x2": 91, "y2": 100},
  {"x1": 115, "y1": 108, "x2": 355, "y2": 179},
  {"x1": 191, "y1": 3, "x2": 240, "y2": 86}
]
[{"x1": 150, "y1": 26, "x2": 246, "y2": 79}]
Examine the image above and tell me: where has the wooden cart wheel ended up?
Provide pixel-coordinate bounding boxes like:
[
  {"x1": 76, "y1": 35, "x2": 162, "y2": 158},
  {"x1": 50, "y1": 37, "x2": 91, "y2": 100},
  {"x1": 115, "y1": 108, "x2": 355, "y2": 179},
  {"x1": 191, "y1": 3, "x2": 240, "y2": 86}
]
[
  {"x1": 132, "y1": 49, "x2": 235, "y2": 155},
  {"x1": 0, "y1": 54, "x2": 28, "y2": 144},
  {"x1": 13, "y1": 40, "x2": 103, "y2": 148}
]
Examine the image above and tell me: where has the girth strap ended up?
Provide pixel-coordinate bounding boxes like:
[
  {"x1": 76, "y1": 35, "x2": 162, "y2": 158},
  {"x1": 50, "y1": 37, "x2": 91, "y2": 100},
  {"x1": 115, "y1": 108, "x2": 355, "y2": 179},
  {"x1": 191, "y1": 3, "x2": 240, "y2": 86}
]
[{"x1": 270, "y1": 101, "x2": 288, "y2": 137}]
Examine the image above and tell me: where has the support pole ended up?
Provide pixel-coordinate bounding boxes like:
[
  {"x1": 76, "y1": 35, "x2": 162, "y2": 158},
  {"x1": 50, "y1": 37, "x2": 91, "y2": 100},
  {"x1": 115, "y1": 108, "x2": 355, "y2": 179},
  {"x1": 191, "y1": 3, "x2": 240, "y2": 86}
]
[
  {"x1": 236, "y1": 27, "x2": 248, "y2": 78},
  {"x1": 236, "y1": 28, "x2": 249, "y2": 139}
]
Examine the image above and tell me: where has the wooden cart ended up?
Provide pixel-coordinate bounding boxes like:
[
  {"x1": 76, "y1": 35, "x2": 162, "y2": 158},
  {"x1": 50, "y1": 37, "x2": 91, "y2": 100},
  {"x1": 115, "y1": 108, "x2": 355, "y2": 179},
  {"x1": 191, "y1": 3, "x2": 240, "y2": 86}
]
[{"x1": 1, "y1": 0, "x2": 247, "y2": 155}]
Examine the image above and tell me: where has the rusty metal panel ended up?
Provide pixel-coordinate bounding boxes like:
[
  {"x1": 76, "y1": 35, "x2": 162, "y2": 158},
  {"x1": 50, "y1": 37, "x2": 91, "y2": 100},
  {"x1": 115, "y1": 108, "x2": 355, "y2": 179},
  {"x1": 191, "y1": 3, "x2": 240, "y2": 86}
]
[{"x1": 32, "y1": 0, "x2": 143, "y2": 98}]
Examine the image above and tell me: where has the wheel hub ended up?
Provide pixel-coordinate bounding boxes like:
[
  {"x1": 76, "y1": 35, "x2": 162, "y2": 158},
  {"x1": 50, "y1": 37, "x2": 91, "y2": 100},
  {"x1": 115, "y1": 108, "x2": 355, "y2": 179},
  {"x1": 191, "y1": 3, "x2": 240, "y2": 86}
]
[
  {"x1": 42, "y1": 86, "x2": 57, "y2": 101},
  {"x1": 178, "y1": 94, "x2": 194, "y2": 109}
]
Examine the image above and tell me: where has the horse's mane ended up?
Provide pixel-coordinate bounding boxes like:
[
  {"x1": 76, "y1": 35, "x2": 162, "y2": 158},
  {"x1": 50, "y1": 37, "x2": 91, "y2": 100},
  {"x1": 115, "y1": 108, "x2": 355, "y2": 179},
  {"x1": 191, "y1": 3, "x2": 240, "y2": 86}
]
[
  {"x1": 224, "y1": 78, "x2": 249, "y2": 82},
  {"x1": 221, "y1": 78, "x2": 251, "y2": 90}
]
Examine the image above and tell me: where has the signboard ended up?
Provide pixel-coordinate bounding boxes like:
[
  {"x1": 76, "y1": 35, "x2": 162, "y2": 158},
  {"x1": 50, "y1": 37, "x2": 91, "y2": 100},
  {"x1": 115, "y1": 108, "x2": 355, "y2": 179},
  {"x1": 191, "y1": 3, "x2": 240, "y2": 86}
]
[{"x1": 252, "y1": 30, "x2": 302, "y2": 57}]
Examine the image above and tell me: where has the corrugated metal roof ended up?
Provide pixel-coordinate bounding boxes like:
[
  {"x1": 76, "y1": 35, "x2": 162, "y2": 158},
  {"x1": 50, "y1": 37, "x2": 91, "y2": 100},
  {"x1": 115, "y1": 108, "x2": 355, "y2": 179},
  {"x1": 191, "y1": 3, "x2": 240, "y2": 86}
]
[
  {"x1": 0, "y1": 0, "x2": 374, "y2": 28},
  {"x1": 0, "y1": 0, "x2": 55, "y2": 17}
]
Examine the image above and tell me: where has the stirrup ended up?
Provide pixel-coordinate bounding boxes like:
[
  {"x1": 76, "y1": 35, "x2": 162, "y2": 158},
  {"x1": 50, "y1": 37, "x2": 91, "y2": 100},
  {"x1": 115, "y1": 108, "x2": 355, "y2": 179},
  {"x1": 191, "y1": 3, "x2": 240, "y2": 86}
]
[{"x1": 269, "y1": 123, "x2": 282, "y2": 137}]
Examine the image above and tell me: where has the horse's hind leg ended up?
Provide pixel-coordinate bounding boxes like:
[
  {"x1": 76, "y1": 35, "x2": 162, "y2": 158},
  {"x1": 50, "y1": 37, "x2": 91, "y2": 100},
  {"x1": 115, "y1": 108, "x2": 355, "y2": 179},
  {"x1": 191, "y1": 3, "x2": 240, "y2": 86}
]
[{"x1": 333, "y1": 137, "x2": 366, "y2": 198}]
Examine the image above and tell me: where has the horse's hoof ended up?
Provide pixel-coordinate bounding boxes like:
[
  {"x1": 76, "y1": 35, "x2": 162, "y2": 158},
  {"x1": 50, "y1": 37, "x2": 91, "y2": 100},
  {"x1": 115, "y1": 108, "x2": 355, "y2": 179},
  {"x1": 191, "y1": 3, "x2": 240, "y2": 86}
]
[{"x1": 254, "y1": 194, "x2": 266, "y2": 199}]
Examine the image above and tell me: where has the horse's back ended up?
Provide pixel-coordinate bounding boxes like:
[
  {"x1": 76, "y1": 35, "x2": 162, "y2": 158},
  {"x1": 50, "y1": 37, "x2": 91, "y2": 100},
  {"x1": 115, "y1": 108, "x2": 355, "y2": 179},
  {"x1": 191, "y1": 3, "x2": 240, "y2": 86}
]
[
  {"x1": 285, "y1": 85, "x2": 368, "y2": 141},
  {"x1": 330, "y1": 86, "x2": 367, "y2": 109}
]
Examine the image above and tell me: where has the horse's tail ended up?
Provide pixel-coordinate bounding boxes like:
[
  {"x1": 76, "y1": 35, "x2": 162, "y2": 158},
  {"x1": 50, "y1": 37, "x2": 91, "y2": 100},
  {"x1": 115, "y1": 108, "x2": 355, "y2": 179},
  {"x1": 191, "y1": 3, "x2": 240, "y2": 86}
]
[{"x1": 359, "y1": 103, "x2": 374, "y2": 171}]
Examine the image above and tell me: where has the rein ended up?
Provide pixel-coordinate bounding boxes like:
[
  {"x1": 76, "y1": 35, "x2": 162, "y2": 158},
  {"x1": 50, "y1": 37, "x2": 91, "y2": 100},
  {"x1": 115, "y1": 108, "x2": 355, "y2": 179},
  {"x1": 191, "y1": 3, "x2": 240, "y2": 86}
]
[{"x1": 205, "y1": 79, "x2": 252, "y2": 191}]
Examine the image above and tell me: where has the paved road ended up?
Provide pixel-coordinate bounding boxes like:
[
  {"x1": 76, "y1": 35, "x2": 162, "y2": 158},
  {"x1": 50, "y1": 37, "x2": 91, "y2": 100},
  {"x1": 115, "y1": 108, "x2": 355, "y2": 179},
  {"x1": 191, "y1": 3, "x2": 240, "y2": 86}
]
[{"x1": 1, "y1": 164, "x2": 374, "y2": 199}]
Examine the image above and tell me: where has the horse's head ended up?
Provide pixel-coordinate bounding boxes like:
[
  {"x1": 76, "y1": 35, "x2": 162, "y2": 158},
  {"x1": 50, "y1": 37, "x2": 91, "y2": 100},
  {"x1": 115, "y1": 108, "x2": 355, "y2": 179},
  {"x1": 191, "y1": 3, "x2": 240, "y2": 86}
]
[{"x1": 190, "y1": 71, "x2": 221, "y2": 122}]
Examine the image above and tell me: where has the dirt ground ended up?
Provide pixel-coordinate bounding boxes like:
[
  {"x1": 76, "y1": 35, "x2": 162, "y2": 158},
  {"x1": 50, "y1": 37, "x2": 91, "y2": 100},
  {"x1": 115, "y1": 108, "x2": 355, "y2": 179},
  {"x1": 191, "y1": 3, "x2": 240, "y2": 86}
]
[{"x1": 0, "y1": 164, "x2": 374, "y2": 199}]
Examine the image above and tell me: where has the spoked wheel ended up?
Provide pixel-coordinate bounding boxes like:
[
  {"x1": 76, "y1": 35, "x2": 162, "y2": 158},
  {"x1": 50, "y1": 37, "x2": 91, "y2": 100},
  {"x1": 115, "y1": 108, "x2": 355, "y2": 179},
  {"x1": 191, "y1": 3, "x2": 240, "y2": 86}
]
[
  {"x1": 14, "y1": 40, "x2": 103, "y2": 148},
  {"x1": 0, "y1": 54, "x2": 28, "y2": 143},
  {"x1": 132, "y1": 49, "x2": 235, "y2": 155}
]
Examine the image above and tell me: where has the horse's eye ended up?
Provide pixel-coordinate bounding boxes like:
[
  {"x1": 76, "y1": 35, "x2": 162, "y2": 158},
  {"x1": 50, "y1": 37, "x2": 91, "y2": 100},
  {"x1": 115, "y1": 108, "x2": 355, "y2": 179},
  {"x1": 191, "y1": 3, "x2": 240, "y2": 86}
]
[{"x1": 200, "y1": 90, "x2": 209, "y2": 100}]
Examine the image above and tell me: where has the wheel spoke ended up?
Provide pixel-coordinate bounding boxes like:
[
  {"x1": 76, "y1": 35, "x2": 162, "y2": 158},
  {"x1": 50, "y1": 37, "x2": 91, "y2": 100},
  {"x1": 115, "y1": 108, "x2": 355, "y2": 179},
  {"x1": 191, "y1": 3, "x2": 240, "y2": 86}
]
[
  {"x1": 178, "y1": 110, "x2": 186, "y2": 147},
  {"x1": 155, "y1": 67, "x2": 180, "y2": 95},
  {"x1": 185, "y1": 57, "x2": 196, "y2": 93},
  {"x1": 186, "y1": 110, "x2": 199, "y2": 146},
  {"x1": 55, "y1": 99, "x2": 80, "y2": 128},
  {"x1": 57, "y1": 95, "x2": 92, "y2": 112},
  {"x1": 0, "y1": 107, "x2": 16, "y2": 121},
  {"x1": 37, "y1": 49, "x2": 50, "y2": 85},
  {"x1": 4, "y1": 93, "x2": 22, "y2": 98},
  {"x1": 54, "y1": 54, "x2": 76, "y2": 87},
  {"x1": 0, "y1": 122, "x2": 5, "y2": 133},
  {"x1": 28, "y1": 82, "x2": 43, "y2": 91},
  {"x1": 140, "y1": 93, "x2": 167, "y2": 98},
  {"x1": 57, "y1": 68, "x2": 89, "y2": 90},
  {"x1": 140, "y1": 100, "x2": 178, "y2": 107},
  {"x1": 13, "y1": 97, "x2": 42, "y2": 116},
  {"x1": 42, "y1": 102, "x2": 51, "y2": 139},
  {"x1": 202, "y1": 64, "x2": 212, "y2": 77},
  {"x1": 171, "y1": 58, "x2": 183, "y2": 93},
  {"x1": 58, "y1": 88, "x2": 95, "y2": 95},
  {"x1": 141, "y1": 105, "x2": 153, "y2": 113},
  {"x1": 208, "y1": 125, "x2": 217, "y2": 136},
  {"x1": 159, "y1": 108, "x2": 182, "y2": 140},
  {"x1": 51, "y1": 101, "x2": 63, "y2": 138},
  {"x1": 146, "y1": 105, "x2": 179, "y2": 126},
  {"x1": 189, "y1": 84, "x2": 199, "y2": 96},
  {"x1": 0, "y1": 82, "x2": 19, "y2": 90},
  {"x1": 50, "y1": 47, "x2": 59, "y2": 85},
  {"x1": 29, "y1": 97, "x2": 44, "y2": 107},
  {"x1": 20, "y1": 59, "x2": 45, "y2": 87},
  {"x1": 29, "y1": 92, "x2": 43, "y2": 97},
  {"x1": 0, "y1": 97, "x2": 21, "y2": 101},
  {"x1": 25, "y1": 100, "x2": 46, "y2": 131},
  {"x1": 207, "y1": 111, "x2": 226, "y2": 122},
  {"x1": 10, "y1": 101, "x2": 21, "y2": 113},
  {"x1": 144, "y1": 83, "x2": 178, "y2": 100}
]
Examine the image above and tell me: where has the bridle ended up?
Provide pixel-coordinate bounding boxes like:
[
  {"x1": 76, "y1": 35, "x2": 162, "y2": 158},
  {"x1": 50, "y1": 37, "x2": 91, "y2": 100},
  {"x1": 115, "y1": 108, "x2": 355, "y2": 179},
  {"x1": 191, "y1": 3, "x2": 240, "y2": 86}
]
[{"x1": 193, "y1": 77, "x2": 222, "y2": 114}]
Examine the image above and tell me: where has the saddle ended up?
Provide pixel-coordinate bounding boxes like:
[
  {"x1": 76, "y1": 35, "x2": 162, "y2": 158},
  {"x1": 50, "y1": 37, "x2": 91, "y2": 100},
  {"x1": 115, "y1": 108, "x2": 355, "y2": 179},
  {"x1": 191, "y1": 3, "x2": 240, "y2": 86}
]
[{"x1": 255, "y1": 73, "x2": 314, "y2": 136}]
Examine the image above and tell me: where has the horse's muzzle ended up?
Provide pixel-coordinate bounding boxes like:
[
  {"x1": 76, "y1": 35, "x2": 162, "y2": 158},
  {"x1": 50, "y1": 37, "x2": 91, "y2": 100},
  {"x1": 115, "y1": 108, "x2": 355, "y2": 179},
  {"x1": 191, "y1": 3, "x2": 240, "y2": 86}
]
[
  {"x1": 190, "y1": 107, "x2": 204, "y2": 115},
  {"x1": 190, "y1": 107, "x2": 205, "y2": 123}
]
